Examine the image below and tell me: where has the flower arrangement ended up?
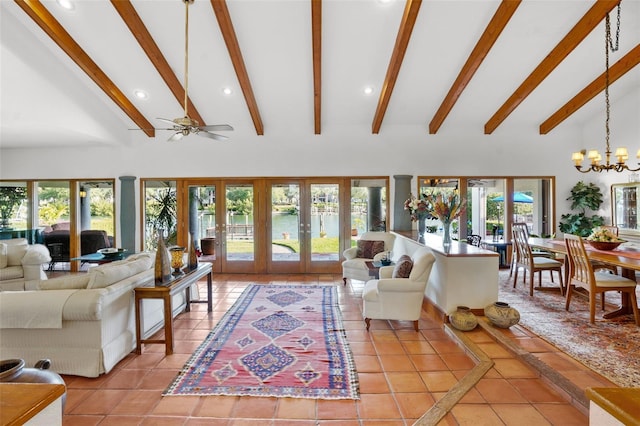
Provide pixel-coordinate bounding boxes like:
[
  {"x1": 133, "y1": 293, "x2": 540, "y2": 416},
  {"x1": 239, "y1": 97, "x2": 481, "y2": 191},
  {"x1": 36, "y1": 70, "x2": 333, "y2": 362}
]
[
  {"x1": 404, "y1": 194, "x2": 430, "y2": 221},
  {"x1": 586, "y1": 227, "x2": 623, "y2": 243},
  {"x1": 425, "y1": 191, "x2": 466, "y2": 225}
]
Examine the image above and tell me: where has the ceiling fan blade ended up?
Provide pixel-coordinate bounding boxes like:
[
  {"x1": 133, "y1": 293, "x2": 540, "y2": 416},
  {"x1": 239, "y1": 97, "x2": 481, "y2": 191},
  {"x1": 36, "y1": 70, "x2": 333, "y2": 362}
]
[
  {"x1": 198, "y1": 124, "x2": 234, "y2": 131},
  {"x1": 156, "y1": 118, "x2": 177, "y2": 126},
  {"x1": 168, "y1": 132, "x2": 184, "y2": 142},
  {"x1": 197, "y1": 131, "x2": 229, "y2": 141}
]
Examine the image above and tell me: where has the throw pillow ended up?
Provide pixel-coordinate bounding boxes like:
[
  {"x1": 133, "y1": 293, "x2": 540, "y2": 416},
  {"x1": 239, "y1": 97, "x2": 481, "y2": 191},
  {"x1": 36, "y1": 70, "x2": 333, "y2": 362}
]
[
  {"x1": 5, "y1": 240, "x2": 28, "y2": 266},
  {"x1": 356, "y1": 240, "x2": 385, "y2": 259},
  {"x1": 0, "y1": 243, "x2": 7, "y2": 269},
  {"x1": 37, "y1": 274, "x2": 90, "y2": 290},
  {"x1": 87, "y1": 256, "x2": 153, "y2": 289},
  {"x1": 392, "y1": 255, "x2": 413, "y2": 278}
]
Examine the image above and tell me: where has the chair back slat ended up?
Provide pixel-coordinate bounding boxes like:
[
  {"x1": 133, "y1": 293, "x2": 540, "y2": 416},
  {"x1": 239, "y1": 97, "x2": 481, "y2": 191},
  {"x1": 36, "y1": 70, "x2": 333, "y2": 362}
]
[
  {"x1": 564, "y1": 234, "x2": 596, "y2": 291},
  {"x1": 512, "y1": 223, "x2": 533, "y2": 267}
]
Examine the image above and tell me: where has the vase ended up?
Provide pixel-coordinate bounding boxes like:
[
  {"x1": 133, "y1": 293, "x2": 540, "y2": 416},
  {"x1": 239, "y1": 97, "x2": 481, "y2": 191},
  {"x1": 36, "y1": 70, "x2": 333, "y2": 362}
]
[
  {"x1": 169, "y1": 246, "x2": 185, "y2": 276},
  {"x1": 449, "y1": 306, "x2": 478, "y2": 331},
  {"x1": 0, "y1": 359, "x2": 66, "y2": 407},
  {"x1": 417, "y1": 216, "x2": 426, "y2": 243},
  {"x1": 154, "y1": 229, "x2": 172, "y2": 286},
  {"x1": 188, "y1": 231, "x2": 199, "y2": 270},
  {"x1": 442, "y1": 220, "x2": 452, "y2": 250},
  {"x1": 485, "y1": 301, "x2": 520, "y2": 328}
]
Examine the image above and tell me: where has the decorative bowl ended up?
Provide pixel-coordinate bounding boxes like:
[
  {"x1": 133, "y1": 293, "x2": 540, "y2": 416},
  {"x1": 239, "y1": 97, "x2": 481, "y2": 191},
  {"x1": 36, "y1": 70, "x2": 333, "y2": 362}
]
[
  {"x1": 586, "y1": 240, "x2": 623, "y2": 251},
  {"x1": 98, "y1": 248, "x2": 127, "y2": 259}
]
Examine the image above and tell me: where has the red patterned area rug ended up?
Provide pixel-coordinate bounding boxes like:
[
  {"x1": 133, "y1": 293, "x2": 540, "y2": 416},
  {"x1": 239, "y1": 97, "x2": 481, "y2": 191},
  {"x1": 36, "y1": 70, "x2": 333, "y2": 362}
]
[
  {"x1": 164, "y1": 284, "x2": 359, "y2": 399},
  {"x1": 498, "y1": 270, "x2": 640, "y2": 387}
]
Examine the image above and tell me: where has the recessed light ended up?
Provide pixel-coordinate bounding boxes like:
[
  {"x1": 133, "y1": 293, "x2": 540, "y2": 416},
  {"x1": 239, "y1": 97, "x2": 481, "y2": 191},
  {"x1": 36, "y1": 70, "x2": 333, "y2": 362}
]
[
  {"x1": 222, "y1": 87, "x2": 233, "y2": 96},
  {"x1": 363, "y1": 86, "x2": 374, "y2": 95},
  {"x1": 56, "y1": 0, "x2": 75, "y2": 11},
  {"x1": 133, "y1": 90, "x2": 148, "y2": 100}
]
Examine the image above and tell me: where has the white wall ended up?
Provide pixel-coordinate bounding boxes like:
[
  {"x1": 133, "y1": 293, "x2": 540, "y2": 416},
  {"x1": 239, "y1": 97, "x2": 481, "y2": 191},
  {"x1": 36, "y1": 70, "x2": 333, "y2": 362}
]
[{"x1": 1, "y1": 85, "x2": 639, "y2": 238}]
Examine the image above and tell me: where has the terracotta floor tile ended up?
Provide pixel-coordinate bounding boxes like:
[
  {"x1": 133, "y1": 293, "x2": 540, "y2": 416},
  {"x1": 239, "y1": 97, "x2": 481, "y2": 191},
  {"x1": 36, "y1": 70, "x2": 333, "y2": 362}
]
[
  {"x1": 492, "y1": 358, "x2": 538, "y2": 378},
  {"x1": 508, "y1": 378, "x2": 567, "y2": 403},
  {"x1": 348, "y1": 340, "x2": 377, "y2": 355},
  {"x1": 450, "y1": 404, "x2": 504, "y2": 425},
  {"x1": 512, "y1": 336, "x2": 557, "y2": 353},
  {"x1": 110, "y1": 390, "x2": 161, "y2": 415},
  {"x1": 385, "y1": 371, "x2": 427, "y2": 393},
  {"x1": 138, "y1": 369, "x2": 179, "y2": 390},
  {"x1": 231, "y1": 396, "x2": 278, "y2": 419},
  {"x1": 358, "y1": 372, "x2": 391, "y2": 393},
  {"x1": 69, "y1": 389, "x2": 128, "y2": 415},
  {"x1": 372, "y1": 341, "x2": 406, "y2": 355},
  {"x1": 409, "y1": 354, "x2": 449, "y2": 371},
  {"x1": 316, "y1": 399, "x2": 359, "y2": 419},
  {"x1": 151, "y1": 395, "x2": 200, "y2": 416},
  {"x1": 476, "y1": 342, "x2": 514, "y2": 358},
  {"x1": 474, "y1": 378, "x2": 528, "y2": 404},
  {"x1": 491, "y1": 403, "x2": 552, "y2": 425},
  {"x1": 457, "y1": 387, "x2": 487, "y2": 404},
  {"x1": 430, "y1": 340, "x2": 465, "y2": 354},
  {"x1": 353, "y1": 355, "x2": 383, "y2": 373},
  {"x1": 192, "y1": 395, "x2": 237, "y2": 417},
  {"x1": 534, "y1": 352, "x2": 590, "y2": 372},
  {"x1": 441, "y1": 353, "x2": 475, "y2": 371},
  {"x1": 63, "y1": 388, "x2": 94, "y2": 414},
  {"x1": 155, "y1": 353, "x2": 192, "y2": 369},
  {"x1": 140, "y1": 416, "x2": 188, "y2": 425},
  {"x1": 396, "y1": 392, "x2": 435, "y2": 420},
  {"x1": 395, "y1": 330, "x2": 427, "y2": 341},
  {"x1": 102, "y1": 368, "x2": 148, "y2": 389},
  {"x1": 185, "y1": 418, "x2": 231, "y2": 426},
  {"x1": 419, "y1": 371, "x2": 459, "y2": 393},
  {"x1": 97, "y1": 415, "x2": 146, "y2": 425},
  {"x1": 357, "y1": 394, "x2": 402, "y2": 419},
  {"x1": 62, "y1": 414, "x2": 104, "y2": 425},
  {"x1": 401, "y1": 340, "x2": 436, "y2": 354},
  {"x1": 378, "y1": 354, "x2": 415, "y2": 372},
  {"x1": 534, "y1": 403, "x2": 589, "y2": 425},
  {"x1": 275, "y1": 397, "x2": 317, "y2": 419}
]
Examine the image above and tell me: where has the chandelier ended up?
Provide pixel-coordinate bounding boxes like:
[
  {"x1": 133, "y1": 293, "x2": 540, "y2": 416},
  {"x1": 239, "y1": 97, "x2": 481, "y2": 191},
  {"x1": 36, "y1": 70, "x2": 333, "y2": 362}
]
[{"x1": 571, "y1": 4, "x2": 638, "y2": 173}]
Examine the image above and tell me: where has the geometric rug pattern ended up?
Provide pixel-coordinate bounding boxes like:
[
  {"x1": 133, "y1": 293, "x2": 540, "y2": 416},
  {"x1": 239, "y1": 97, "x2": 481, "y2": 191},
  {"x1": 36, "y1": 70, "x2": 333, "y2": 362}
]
[
  {"x1": 498, "y1": 270, "x2": 640, "y2": 388},
  {"x1": 164, "y1": 284, "x2": 360, "y2": 399}
]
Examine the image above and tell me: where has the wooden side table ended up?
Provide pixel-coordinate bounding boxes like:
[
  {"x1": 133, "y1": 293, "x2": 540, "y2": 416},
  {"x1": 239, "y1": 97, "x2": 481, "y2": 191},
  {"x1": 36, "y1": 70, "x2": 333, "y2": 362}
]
[{"x1": 134, "y1": 262, "x2": 212, "y2": 355}]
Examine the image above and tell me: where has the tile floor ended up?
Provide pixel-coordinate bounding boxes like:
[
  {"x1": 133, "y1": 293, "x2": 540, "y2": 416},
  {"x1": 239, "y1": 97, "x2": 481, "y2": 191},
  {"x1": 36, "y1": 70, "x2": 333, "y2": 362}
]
[{"x1": 59, "y1": 273, "x2": 601, "y2": 425}]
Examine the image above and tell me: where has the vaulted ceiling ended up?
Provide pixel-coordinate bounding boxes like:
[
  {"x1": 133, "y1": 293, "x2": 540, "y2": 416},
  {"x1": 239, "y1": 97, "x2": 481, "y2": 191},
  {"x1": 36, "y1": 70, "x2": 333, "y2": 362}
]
[{"x1": 1, "y1": 0, "x2": 639, "y2": 149}]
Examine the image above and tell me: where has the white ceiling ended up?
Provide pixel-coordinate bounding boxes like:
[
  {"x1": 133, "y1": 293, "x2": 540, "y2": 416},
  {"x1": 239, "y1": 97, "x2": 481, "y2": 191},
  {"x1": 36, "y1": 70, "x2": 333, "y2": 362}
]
[{"x1": 1, "y1": 0, "x2": 639, "y2": 149}]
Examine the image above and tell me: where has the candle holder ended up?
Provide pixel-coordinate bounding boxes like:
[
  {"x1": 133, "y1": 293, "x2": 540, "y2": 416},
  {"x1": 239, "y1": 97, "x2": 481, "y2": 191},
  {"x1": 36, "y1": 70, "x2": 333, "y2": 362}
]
[{"x1": 169, "y1": 246, "x2": 185, "y2": 276}]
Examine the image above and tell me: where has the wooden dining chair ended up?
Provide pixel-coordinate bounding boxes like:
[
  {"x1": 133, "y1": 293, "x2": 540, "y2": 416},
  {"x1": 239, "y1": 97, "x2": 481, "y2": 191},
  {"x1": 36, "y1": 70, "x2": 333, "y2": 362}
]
[
  {"x1": 590, "y1": 225, "x2": 620, "y2": 276},
  {"x1": 512, "y1": 224, "x2": 564, "y2": 296},
  {"x1": 564, "y1": 234, "x2": 639, "y2": 325},
  {"x1": 509, "y1": 223, "x2": 556, "y2": 278}
]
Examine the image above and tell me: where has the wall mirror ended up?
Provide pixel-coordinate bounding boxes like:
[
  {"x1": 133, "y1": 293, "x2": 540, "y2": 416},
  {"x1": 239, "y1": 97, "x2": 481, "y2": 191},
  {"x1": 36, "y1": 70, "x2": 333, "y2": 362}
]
[{"x1": 611, "y1": 183, "x2": 640, "y2": 237}]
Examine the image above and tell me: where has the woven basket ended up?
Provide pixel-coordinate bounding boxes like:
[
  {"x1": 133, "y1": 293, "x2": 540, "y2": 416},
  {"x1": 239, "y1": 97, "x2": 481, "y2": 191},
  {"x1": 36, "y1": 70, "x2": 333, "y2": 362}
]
[{"x1": 586, "y1": 240, "x2": 623, "y2": 251}]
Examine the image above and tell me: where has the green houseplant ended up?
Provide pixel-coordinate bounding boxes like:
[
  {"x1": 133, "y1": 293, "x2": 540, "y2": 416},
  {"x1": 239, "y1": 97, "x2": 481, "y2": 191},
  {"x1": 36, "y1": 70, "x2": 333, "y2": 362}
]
[
  {"x1": 559, "y1": 181, "x2": 605, "y2": 237},
  {"x1": 0, "y1": 186, "x2": 26, "y2": 229}
]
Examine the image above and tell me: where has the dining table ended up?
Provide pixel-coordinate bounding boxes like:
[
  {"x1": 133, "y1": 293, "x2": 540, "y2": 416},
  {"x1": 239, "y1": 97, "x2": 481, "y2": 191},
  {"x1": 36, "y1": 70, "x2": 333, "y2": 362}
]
[{"x1": 528, "y1": 237, "x2": 640, "y2": 319}]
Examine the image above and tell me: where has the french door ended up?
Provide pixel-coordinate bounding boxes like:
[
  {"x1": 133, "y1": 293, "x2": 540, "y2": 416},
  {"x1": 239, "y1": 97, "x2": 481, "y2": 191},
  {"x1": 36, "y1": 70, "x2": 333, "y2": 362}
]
[
  {"x1": 178, "y1": 178, "x2": 344, "y2": 274},
  {"x1": 267, "y1": 179, "x2": 343, "y2": 274}
]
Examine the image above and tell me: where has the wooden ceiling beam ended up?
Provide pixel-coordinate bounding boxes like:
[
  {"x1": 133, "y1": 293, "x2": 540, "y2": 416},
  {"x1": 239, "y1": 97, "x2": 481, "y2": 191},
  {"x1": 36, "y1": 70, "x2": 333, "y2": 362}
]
[
  {"x1": 429, "y1": 0, "x2": 521, "y2": 134},
  {"x1": 312, "y1": 0, "x2": 322, "y2": 135},
  {"x1": 111, "y1": 0, "x2": 205, "y2": 126},
  {"x1": 14, "y1": 0, "x2": 155, "y2": 137},
  {"x1": 210, "y1": 0, "x2": 263, "y2": 135},
  {"x1": 540, "y1": 43, "x2": 640, "y2": 134},
  {"x1": 372, "y1": 0, "x2": 422, "y2": 134},
  {"x1": 484, "y1": 0, "x2": 621, "y2": 134}
]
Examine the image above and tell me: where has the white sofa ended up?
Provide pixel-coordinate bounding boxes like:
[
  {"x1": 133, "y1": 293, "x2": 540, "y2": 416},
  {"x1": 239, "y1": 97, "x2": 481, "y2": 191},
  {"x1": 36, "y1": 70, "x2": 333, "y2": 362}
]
[
  {"x1": 362, "y1": 247, "x2": 436, "y2": 331},
  {"x1": 0, "y1": 252, "x2": 197, "y2": 377},
  {"x1": 0, "y1": 238, "x2": 51, "y2": 291},
  {"x1": 342, "y1": 231, "x2": 396, "y2": 284}
]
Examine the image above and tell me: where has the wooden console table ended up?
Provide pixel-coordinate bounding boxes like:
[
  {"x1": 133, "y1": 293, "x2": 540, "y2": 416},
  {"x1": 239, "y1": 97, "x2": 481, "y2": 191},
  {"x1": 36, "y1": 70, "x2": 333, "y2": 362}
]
[{"x1": 135, "y1": 262, "x2": 212, "y2": 355}]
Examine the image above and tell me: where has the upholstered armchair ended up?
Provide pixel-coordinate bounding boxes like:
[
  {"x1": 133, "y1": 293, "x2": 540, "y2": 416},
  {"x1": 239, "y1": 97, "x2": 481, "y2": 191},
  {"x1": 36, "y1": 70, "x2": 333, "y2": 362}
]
[
  {"x1": 342, "y1": 231, "x2": 396, "y2": 285},
  {"x1": 362, "y1": 247, "x2": 436, "y2": 331}
]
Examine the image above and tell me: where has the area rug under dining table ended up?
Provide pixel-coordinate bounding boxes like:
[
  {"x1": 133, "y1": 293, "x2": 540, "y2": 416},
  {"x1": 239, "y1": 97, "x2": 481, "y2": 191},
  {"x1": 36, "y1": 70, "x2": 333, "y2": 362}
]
[{"x1": 164, "y1": 284, "x2": 359, "y2": 399}]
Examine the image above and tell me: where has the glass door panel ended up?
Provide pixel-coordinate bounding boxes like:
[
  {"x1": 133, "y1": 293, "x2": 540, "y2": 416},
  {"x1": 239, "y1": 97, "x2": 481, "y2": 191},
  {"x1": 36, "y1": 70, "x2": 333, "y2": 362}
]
[
  {"x1": 309, "y1": 183, "x2": 340, "y2": 263},
  {"x1": 186, "y1": 184, "x2": 219, "y2": 271},
  {"x1": 268, "y1": 182, "x2": 302, "y2": 273},
  {"x1": 142, "y1": 180, "x2": 177, "y2": 251},
  {"x1": 78, "y1": 180, "x2": 115, "y2": 256},
  {"x1": 224, "y1": 184, "x2": 255, "y2": 269}
]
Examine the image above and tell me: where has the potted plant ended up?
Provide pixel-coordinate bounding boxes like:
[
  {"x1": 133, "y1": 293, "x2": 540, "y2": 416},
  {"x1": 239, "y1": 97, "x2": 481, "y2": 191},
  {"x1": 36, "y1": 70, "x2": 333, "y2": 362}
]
[
  {"x1": 0, "y1": 186, "x2": 26, "y2": 229},
  {"x1": 559, "y1": 181, "x2": 605, "y2": 237}
]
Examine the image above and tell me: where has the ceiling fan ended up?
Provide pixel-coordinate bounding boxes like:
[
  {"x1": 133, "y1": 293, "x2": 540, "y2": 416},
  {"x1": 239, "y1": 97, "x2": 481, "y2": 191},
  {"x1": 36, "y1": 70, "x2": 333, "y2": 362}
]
[{"x1": 156, "y1": 0, "x2": 233, "y2": 142}]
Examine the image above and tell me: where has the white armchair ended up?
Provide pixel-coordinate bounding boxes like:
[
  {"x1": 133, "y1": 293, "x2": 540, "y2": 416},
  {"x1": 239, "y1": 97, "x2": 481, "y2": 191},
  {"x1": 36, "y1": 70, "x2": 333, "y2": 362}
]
[
  {"x1": 362, "y1": 247, "x2": 436, "y2": 331},
  {"x1": 342, "y1": 231, "x2": 396, "y2": 285}
]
